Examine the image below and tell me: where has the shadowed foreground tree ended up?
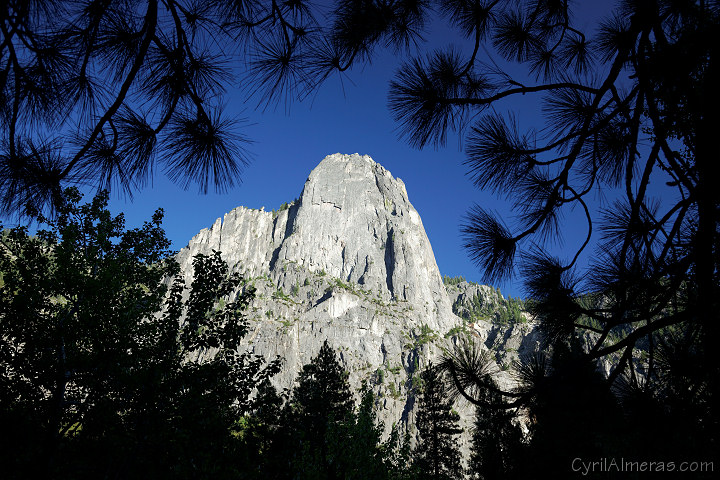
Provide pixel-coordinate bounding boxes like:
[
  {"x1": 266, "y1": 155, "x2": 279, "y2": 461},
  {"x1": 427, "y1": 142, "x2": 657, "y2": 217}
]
[
  {"x1": 388, "y1": 0, "x2": 718, "y2": 390},
  {"x1": 442, "y1": 334, "x2": 717, "y2": 478},
  {"x1": 328, "y1": 388, "x2": 390, "y2": 480},
  {"x1": 257, "y1": 340, "x2": 355, "y2": 480},
  {"x1": 289, "y1": 340, "x2": 355, "y2": 479},
  {"x1": 0, "y1": 189, "x2": 280, "y2": 479},
  {"x1": 233, "y1": 378, "x2": 288, "y2": 479},
  {"x1": 468, "y1": 371, "x2": 523, "y2": 480},
  {"x1": 383, "y1": 422, "x2": 413, "y2": 480},
  {"x1": 255, "y1": 342, "x2": 405, "y2": 480},
  {"x1": 351, "y1": 0, "x2": 720, "y2": 471},
  {"x1": 411, "y1": 364, "x2": 463, "y2": 480}
]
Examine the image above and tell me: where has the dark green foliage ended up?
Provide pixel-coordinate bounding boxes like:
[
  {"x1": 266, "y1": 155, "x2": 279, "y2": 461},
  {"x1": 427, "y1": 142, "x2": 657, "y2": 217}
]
[
  {"x1": 442, "y1": 275, "x2": 466, "y2": 286},
  {"x1": 283, "y1": 340, "x2": 355, "y2": 479},
  {"x1": 412, "y1": 364, "x2": 463, "y2": 480},
  {"x1": 444, "y1": 336, "x2": 719, "y2": 479},
  {"x1": 514, "y1": 339, "x2": 719, "y2": 477},
  {"x1": 292, "y1": 340, "x2": 354, "y2": 439},
  {"x1": 444, "y1": 325, "x2": 466, "y2": 338},
  {"x1": 513, "y1": 342, "x2": 626, "y2": 478},
  {"x1": 469, "y1": 377, "x2": 523, "y2": 480},
  {"x1": 0, "y1": 189, "x2": 279, "y2": 479},
  {"x1": 470, "y1": 417, "x2": 516, "y2": 478},
  {"x1": 257, "y1": 343, "x2": 411, "y2": 480},
  {"x1": 412, "y1": 324, "x2": 437, "y2": 348},
  {"x1": 451, "y1": 287, "x2": 526, "y2": 325},
  {"x1": 233, "y1": 379, "x2": 289, "y2": 480},
  {"x1": 443, "y1": 340, "x2": 626, "y2": 479},
  {"x1": 384, "y1": 424, "x2": 413, "y2": 480},
  {"x1": 329, "y1": 389, "x2": 388, "y2": 480},
  {"x1": 496, "y1": 296, "x2": 525, "y2": 324}
]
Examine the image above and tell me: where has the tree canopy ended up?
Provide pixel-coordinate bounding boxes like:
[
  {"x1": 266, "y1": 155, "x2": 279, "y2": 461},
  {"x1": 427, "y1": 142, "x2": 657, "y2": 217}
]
[
  {"x1": 242, "y1": 341, "x2": 411, "y2": 480},
  {"x1": 412, "y1": 364, "x2": 464, "y2": 480},
  {"x1": 0, "y1": 189, "x2": 280, "y2": 479},
  {"x1": 378, "y1": 0, "x2": 719, "y2": 460},
  {"x1": 286, "y1": 339, "x2": 355, "y2": 479}
]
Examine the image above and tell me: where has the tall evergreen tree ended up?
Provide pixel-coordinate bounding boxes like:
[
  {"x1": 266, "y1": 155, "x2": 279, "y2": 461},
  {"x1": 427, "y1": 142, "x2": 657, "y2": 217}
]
[
  {"x1": 384, "y1": 423, "x2": 413, "y2": 480},
  {"x1": 469, "y1": 376, "x2": 523, "y2": 480},
  {"x1": 515, "y1": 341, "x2": 627, "y2": 478},
  {"x1": 287, "y1": 340, "x2": 354, "y2": 480},
  {"x1": 412, "y1": 364, "x2": 463, "y2": 480},
  {"x1": 233, "y1": 378, "x2": 288, "y2": 480},
  {"x1": 329, "y1": 389, "x2": 388, "y2": 480}
]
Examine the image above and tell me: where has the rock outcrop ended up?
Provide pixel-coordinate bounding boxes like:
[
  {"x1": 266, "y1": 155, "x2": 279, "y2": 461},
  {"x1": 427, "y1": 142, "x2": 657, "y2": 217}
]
[{"x1": 176, "y1": 153, "x2": 538, "y2": 445}]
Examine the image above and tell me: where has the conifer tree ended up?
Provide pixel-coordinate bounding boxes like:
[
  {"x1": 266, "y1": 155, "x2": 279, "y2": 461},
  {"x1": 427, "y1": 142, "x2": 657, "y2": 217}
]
[
  {"x1": 384, "y1": 424, "x2": 413, "y2": 480},
  {"x1": 235, "y1": 379, "x2": 287, "y2": 480},
  {"x1": 329, "y1": 389, "x2": 388, "y2": 480},
  {"x1": 288, "y1": 340, "x2": 354, "y2": 479},
  {"x1": 412, "y1": 364, "x2": 463, "y2": 480},
  {"x1": 469, "y1": 377, "x2": 523, "y2": 480}
]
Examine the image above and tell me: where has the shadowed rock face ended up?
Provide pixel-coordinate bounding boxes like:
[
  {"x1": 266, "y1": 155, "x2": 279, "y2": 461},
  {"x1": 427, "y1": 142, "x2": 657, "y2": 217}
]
[{"x1": 176, "y1": 153, "x2": 538, "y2": 445}]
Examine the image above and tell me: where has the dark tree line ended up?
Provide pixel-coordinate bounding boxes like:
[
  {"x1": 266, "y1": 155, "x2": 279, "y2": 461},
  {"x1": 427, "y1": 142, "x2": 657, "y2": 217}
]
[
  {"x1": 241, "y1": 344, "x2": 468, "y2": 480},
  {"x1": 0, "y1": 191, "x2": 467, "y2": 478},
  {"x1": 0, "y1": 189, "x2": 282, "y2": 478}
]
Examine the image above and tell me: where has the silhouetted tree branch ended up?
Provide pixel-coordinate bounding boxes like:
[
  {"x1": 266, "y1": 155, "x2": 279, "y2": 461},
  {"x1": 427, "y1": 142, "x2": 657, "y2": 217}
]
[{"x1": 376, "y1": 0, "x2": 719, "y2": 410}]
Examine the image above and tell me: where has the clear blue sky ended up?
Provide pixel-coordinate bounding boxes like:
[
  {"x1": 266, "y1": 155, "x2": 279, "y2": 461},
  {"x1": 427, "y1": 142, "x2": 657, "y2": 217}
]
[
  {"x1": 11, "y1": 2, "x2": 623, "y2": 299},
  {"x1": 100, "y1": 2, "x2": 623, "y2": 299},
  {"x1": 108, "y1": 60, "x2": 512, "y2": 289}
]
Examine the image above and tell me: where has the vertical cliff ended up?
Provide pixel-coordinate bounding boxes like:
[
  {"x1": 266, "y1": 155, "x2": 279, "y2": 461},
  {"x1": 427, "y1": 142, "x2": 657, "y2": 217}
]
[{"x1": 176, "y1": 153, "x2": 536, "y2": 443}]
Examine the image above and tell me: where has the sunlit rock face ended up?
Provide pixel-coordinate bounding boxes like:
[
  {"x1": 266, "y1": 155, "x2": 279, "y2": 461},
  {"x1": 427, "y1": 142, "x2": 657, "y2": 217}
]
[{"x1": 176, "y1": 153, "x2": 538, "y2": 445}]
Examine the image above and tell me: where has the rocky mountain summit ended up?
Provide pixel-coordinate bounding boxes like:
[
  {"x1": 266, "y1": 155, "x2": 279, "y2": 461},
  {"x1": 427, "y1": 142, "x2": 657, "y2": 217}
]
[{"x1": 176, "y1": 153, "x2": 540, "y2": 440}]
